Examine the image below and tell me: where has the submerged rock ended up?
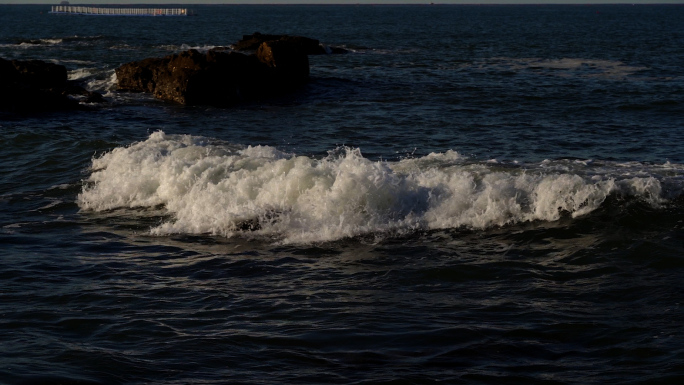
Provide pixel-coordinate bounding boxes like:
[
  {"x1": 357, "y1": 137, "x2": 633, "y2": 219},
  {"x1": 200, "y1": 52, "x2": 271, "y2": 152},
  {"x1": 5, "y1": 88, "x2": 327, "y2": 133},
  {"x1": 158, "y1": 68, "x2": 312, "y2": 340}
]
[{"x1": 0, "y1": 57, "x2": 104, "y2": 113}]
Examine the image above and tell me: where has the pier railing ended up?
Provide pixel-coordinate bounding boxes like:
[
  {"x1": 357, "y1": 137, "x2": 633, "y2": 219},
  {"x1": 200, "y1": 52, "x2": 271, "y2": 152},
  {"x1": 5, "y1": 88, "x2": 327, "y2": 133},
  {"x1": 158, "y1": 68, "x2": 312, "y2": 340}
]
[{"x1": 50, "y1": 6, "x2": 189, "y2": 16}]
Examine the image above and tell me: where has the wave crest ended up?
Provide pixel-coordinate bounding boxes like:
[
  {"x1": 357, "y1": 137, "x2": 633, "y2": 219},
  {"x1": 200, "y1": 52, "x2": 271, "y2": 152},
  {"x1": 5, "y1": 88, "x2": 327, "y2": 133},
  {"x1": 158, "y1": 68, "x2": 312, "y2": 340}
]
[{"x1": 78, "y1": 131, "x2": 674, "y2": 243}]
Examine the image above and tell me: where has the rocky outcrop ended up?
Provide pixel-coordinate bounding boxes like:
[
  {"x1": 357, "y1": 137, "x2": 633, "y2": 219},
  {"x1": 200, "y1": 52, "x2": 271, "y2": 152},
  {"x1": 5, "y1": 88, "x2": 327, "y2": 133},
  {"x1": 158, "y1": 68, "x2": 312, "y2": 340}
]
[
  {"x1": 116, "y1": 41, "x2": 311, "y2": 106},
  {"x1": 0, "y1": 57, "x2": 104, "y2": 113},
  {"x1": 232, "y1": 32, "x2": 348, "y2": 55},
  {"x1": 115, "y1": 33, "x2": 353, "y2": 107},
  {"x1": 232, "y1": 32, "x2": 326, "y2": 55}
]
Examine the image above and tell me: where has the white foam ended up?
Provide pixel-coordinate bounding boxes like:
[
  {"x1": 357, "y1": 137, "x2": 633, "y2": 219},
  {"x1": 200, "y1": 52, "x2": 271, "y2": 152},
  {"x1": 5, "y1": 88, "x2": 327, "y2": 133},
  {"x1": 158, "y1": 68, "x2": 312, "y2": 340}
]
[
  {"x1": 32, "y1": 38, "x2": 63, "y2": 45},
  {"x1": 158, "y1": 44, "x2": 226, "y2": 53},
  {"x1": 68, "y1": 68, "x2": 95, "y2": 81},
  {"x1": 65, "y1": 68, "x2": 117, "y2": 96},
  {"x1": 78, "y1": 131, "x2": 677, "y2": 244},
  {"x1": 59, "y1": 59, "x2": 97, "y2": 66},
  {"x1": 179, "y1": 44, "x2": 225, "y2": 52},
  {"x1": 88, "y1": 70, "x2": 118, "y2": 95}
]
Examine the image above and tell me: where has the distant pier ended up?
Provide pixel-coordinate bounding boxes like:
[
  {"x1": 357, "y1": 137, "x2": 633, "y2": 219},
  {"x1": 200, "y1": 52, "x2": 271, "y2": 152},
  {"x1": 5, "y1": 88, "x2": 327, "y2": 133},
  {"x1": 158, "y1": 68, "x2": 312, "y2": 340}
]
[{"x1": 50, "y1": 6, "x2": 190, "y2": 16}]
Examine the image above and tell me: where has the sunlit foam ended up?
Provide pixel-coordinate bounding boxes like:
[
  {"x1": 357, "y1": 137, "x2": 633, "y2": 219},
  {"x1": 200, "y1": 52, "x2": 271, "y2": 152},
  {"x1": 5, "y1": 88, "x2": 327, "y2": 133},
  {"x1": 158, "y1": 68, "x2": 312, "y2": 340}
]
[{"x1": 78, "y1": 131, "x2": 675, "y2": 244}]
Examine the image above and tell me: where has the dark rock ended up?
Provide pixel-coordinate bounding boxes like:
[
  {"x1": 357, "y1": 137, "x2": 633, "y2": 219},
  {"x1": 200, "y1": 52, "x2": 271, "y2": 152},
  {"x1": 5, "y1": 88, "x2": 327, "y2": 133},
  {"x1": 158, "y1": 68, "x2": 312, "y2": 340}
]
[
  {"x1": 0, "y1": 57, "x2": 16, "y2": 80},
  {"x1": 115, "y1": 44, "x2": 310, "y2": 106},
  {"x1": 117, "y1": 49, "x2": 251, "y2": 105},
  {"x1": 114, "y1": 33, "x2": 350, "y2": 106},
  {"x1": 1, "y1": 57, "x2": 103, "y2": 113},
  {"x1": 1, "y1": 81, "x2": 79, "y2": 112},
  {"x1": 256, "y1": 40, "x2": 310, "y2": 82},
  {"x1": 11, "y1": 59, "x2": 67, "y2": 88},
  {"x1": 232, "y1": 32, "x2": 327, "y2": 55},
  {"x1": 232, "y1": 32, "x2": 287, "y2": 51}
]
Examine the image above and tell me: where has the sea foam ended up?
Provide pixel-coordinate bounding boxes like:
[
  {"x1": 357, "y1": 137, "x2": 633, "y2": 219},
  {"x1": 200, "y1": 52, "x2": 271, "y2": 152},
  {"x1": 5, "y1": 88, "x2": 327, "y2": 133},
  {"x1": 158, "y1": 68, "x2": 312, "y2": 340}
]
[{"x1": 78, "y1": 131, "x2": 671, "y2": 243}]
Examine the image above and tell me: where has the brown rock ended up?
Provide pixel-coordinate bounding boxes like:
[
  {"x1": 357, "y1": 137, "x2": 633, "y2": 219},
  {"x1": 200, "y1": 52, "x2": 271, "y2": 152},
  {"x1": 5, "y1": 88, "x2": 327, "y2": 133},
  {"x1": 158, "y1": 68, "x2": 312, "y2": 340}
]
[
  {"x1": 115, "y1": 45, "x2": 309, "y2": 106},
  {"x1": 115, "y1": 57, "x2": 167, "y2": 93}
]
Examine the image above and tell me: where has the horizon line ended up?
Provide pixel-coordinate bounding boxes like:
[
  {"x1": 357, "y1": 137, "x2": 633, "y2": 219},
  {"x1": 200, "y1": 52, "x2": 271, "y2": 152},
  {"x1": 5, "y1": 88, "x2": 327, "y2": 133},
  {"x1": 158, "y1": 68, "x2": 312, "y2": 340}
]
[{"x1": 5, "y1": 2, "x2": 684, "y2": 4}]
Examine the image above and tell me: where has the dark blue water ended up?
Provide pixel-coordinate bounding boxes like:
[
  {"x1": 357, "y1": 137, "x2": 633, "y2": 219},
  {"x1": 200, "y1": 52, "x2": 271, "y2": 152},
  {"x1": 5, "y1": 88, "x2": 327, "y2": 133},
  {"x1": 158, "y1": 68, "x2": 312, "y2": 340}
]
[{"x1": 1, "y1": 5, "x2": 683, "y2": 384}]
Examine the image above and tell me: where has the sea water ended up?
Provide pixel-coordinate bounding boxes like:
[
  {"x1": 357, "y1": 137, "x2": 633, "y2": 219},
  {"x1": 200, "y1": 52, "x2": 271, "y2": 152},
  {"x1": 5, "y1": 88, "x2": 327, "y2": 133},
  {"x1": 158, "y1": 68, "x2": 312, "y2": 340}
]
[{"x1": 1, "y1": 5, "x2": 683, "y2": 384}]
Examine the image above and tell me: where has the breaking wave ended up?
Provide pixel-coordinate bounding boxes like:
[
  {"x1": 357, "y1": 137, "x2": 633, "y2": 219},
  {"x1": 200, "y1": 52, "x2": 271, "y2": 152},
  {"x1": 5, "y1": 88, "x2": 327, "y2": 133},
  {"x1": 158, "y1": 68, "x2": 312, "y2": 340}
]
[
  {"x1": 68, "y1": 68, "x2": 117, "y2": 95},
  {"x1": 78, "y1": 131, "x2": 681, "y2": 244}
]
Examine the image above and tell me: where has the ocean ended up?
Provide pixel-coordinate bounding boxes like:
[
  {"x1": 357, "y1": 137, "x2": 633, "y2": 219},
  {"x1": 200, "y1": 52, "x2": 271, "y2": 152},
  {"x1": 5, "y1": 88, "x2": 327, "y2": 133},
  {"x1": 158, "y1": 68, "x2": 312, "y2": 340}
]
[{"x1": 1, "y1": 4, "x2": 683, "y2": 384}]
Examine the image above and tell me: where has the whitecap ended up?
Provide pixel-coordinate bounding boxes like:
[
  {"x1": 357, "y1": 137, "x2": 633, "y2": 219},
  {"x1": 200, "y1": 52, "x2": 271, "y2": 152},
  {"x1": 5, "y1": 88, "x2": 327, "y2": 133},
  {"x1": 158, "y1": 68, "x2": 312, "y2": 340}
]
[{"x1": 78, "y1": 131, "x2": 680, "y2": 244}]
